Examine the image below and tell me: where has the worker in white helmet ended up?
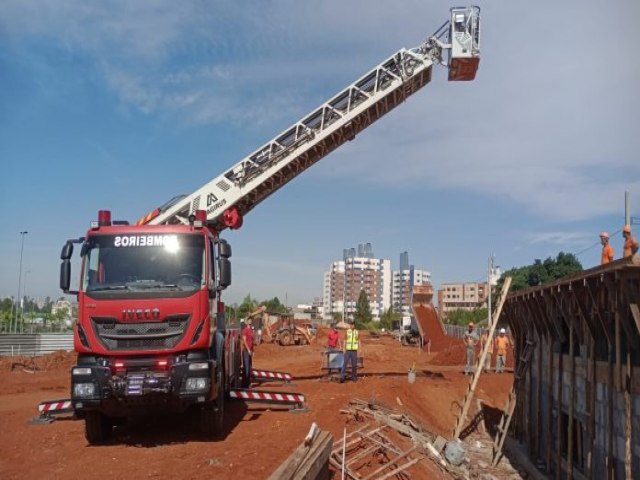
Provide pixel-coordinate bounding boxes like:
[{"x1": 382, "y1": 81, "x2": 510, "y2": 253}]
[
  {"x1": 495, "y1": 328, "x2": 510, "y2": 373},
  {"x1": 600, "y1": 231, "x2": 614, "y2": 265}
]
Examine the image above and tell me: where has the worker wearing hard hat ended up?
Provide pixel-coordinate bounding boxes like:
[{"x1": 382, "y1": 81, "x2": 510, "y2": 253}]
[
  {"x1": 622, "y1": 225, "x2": 639, "y2": 258},
  {"x1": 495, "y1": 328, "x2": 510, "y2": 374},
  {"x1": 462, "y1": 322, "x2": 478, "y2": 375},
  {"x1": 600, "y1": 231, "x2": 614, "y2": 265}
]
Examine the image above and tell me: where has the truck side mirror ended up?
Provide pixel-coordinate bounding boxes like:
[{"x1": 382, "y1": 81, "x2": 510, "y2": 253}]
[
  {"x1": 61, "y1": 242, "x2": 74, "y2": 260},
  {"x1": 60, "y1": 259, "x2": 72, "y2": 292},
  {"x1": 218, "y1": 258, "x2": 231, "y2": 289},
  {"x1": 218, "y1": 239, "x2": 232, "y2": 258}
]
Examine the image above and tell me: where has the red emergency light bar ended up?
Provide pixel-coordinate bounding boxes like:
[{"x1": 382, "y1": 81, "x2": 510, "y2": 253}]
[{"x1": 98, "y1": 210, "x2": 112, "y2": 227}]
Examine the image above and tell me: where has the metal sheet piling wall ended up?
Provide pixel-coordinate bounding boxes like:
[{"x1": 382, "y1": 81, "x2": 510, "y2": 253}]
[{"x1": 502, "y1": 256, "x2": 640, "y2": 479}]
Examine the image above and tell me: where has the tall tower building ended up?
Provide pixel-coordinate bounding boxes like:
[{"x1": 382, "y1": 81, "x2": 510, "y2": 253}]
[
  {"x1": 392, "y1": 252, "x2": 431, "y2": 316},
  {"x1": 323, "y1": 244, "x2": 391, "y2": 321}
]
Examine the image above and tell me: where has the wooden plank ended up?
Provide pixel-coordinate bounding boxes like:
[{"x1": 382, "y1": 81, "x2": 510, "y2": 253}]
[
  {"x1": 567, "y1": 318, "x2": 575, "y2": 480},
  {"x1": 555, "y1": 340, "x2": 564, "y2": 480},
  {"x1": 630, "y1": 303, "x2": 640, "y2": 336},
  {"x1": 587, "y1": 337, "x2": 595, "y2": 480},
  {"x1": 376, "y1": 456, "x2": 423, "y2": 480},
  {"x1": 453, "y1": 277, "x2": 512, "y2": 439},
  {"x1": 294, "y1": 431, "x2": 334, "y2": 480},
  {"x1": 360, "y1": 446, "x2": 417, "y2": 480},
  {"x1": 546, "y1": 341, "x2": 553, "y2": 473},
  {"x1": 624, "y1": 352, "x2": 632, "y2": 480},
  {"x1": 270, "y1": 430, "x2": 333, "y2": 480}
]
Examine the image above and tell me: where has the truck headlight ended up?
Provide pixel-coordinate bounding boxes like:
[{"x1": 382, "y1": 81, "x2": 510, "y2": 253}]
[
  {"x1": 188, "y1": 362, "x2": 209, "y2": 371},
  {"x1": 73, "y1": 383, "x2": 95, "y2": 397},
  {"x1": 185, "y1": 377, "x2": 208, "y2": 391},
  {"x1": 72, "y1": 367, "x2": 92, "y2": 376}
]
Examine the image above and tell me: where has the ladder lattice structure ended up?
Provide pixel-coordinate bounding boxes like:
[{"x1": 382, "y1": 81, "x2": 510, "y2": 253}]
[{"x1": 136, "y1": 7, "x2": 480, "y2": 230}]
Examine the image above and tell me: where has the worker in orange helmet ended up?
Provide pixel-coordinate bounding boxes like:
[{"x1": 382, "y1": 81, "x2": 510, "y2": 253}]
[
  {"x1": 462, "y1": 322, "x2": 478, "y2": 375},
  {"x1": 600, "y1": 231, "x2": 614, "y2": 265},
  {"x1": 622, "y1": 225, "x2": 639, "y2": 258}
]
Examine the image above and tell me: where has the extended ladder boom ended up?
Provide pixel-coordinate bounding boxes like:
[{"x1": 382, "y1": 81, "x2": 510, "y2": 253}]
[{"x1": 139, "y1": 6, "x2": 480, "y2": 230}]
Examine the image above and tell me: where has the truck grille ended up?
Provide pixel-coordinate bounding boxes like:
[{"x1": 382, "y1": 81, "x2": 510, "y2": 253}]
[{"x1": 91, "y1": 314, "x2": 190, "y2": 351}]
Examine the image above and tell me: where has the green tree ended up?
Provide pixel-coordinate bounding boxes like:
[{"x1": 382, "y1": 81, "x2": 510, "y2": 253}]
[
  {"x1": 264, "y1": 297, "x2": 287, "y2": 314},
  {"x1": 498, "y1": 251, "x2": 583, "y2": 292},
  {"x1": 446, "y1": 308, "x2": 488, "y2": 326},
  {"x1": 379, "y1": 307, "x2": 400, "y2": 330},
  {"x1": 354, "y1": 289, "x2": 372, "y2": 329},
  {"x1": 237, "y1": 295, "x2": 257, "y2": 319}
]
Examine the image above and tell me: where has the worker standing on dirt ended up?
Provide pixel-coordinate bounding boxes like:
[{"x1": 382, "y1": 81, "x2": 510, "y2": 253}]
[
  {"x1": 600, "y1": 231, "x2": 614, "y2": 265},
  {"x1": 479, "y1": 328, "x2": 493, "y2": 373},
  {"x1": 495, "y1": 328, "x2": 510, "y2": 373},
  {"x1": 622, "y1": 224, "x2": 639, "y2": 258},
  {"x1": 326, "y1": 323, "x2": 342, "y2": 375},
  {"x1": 241, "y1": 318, "x2": 254, "y2": 388},
  {"x1": 327, "y1": 323, "x2": 342, "y2": 352},
  {"x1": 341, "y1": 319, "x2": 359, "y2": 383},
  {"x1": 463, "y1": 322, "x2": 478, "y2": 375}
]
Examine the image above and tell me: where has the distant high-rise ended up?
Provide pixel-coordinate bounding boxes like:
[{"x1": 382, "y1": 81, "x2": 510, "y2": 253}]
[
  {"x1": 323, "y1": 243, "x2": 391, "y2": 321},
  {"x1": 400, "y1": 251, "x2": 409, "y2": 271},
  {"x1": 392, "y1": 252, "x2": 431, "y2": 316}
]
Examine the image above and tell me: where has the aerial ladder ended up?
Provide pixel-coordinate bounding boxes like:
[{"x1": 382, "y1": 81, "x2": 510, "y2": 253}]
[
  {"x1": 136, "y1": 6, "x2": 481, "y2": 231},
  {"x1": 48, "y1": 6, "x2": 482, "y2": 440}
]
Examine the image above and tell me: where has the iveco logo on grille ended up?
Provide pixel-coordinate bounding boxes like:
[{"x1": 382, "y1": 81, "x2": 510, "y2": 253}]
[{"x1": 122, "y1": 308, "x2": 161, "y2": 320}]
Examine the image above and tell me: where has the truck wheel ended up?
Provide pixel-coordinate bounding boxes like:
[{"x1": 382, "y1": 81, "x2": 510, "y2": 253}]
[
  {"x1": 84, "y1": 411, "x2": 112, "y2": 444},
  {"x1": 202, "y1": 366, "x2": 225, "y2": 437},
  {"x1": 279, "y1": 330, "x2": 292, "y2": 346}
]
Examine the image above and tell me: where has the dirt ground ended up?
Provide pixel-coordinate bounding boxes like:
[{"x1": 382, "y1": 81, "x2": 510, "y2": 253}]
[{"x1": 0, "y1": 331, "x2": 517, "y2": 479}]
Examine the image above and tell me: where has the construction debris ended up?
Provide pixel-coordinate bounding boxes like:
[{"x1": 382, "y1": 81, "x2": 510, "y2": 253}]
[
  {"x1": 335, "y1": 398, "x2": 462, "y2": 478},
  {"x1": 269, "y1": 422, "x2": 333, "y2": 480}
]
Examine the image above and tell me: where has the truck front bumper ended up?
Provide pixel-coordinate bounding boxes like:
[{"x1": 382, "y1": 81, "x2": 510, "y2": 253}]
[{"x1": 70, "y1": 358, "x2": 217, "y2": 416}]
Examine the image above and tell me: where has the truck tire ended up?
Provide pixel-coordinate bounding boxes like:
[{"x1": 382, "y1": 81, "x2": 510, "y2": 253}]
[
  {"x1": 84, "y1": 411, "x2": 112, "y2": 444},
  {"x1": 202, "y1": 363, "x2": 225, "y2": 437},
  {"x1": 279, "y1": 330, "x2": 292, "y2": 346}
]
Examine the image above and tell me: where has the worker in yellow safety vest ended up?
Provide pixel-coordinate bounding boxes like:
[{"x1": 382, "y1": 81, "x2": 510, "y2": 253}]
[{"x1": 341, "y1": 319, "x2": 359, "y2": 383}]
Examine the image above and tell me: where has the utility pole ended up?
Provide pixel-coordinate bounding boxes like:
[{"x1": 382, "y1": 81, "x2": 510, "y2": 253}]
[
  {"x1": 15, "y1": 231, "x2": 28, "y2": 334},
  {"x1": 487, "y1": 254, "x2": 494, "y2": 328},
  {"x1": 625, "y1": 191, "x2": 630, "y2": 226}
]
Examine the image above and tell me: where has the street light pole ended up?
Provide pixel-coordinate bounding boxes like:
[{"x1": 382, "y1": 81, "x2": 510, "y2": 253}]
[
  {"x1": 15, "y1": 231, "x2": 28, "y2": 334},
  {"x1": 21, "y1": 270, "x2": 31, "y2": 333}
]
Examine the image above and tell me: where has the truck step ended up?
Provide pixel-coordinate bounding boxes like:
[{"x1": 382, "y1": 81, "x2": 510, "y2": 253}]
[
  {"x1": 229, "y1": 388, "x2": 306, "y2": 410},
  {"x1": 31, "y1": 398, "x2": 75, "y2": 424},
  {"x1": 251, "y1": 369, "x2": 293, "y2": 383}
]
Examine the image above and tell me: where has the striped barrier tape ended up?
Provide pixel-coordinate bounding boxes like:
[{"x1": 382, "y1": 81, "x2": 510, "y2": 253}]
[
  {"x1": 251, "y1": 369, "x2": 293, "y2": 382},
  {"x1": 229, "y1": 388, "x2": 304, "y2": 405},
  {"x1": 38, "y1": 399, "x2": 73, "y2": 415}
]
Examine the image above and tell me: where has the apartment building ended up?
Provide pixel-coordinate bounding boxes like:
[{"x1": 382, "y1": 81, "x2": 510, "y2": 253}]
[
  {"x1": 322, "y1": 243, "x2": 391, "y2": 321},
  {"x1": 437, "y1": 282, "x2": 489, "y2": 317}
]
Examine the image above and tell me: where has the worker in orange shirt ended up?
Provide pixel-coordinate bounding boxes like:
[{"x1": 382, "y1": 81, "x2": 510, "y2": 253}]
[
  {"x1": 622, "y1": 225, "x2": 639, "y2": 258},
  {"x1": 495, "y1": 328, "x2": 510, "y2": 373},
  {"x1": 600, "y1": 231, "x2": 614, "y2": 265}
]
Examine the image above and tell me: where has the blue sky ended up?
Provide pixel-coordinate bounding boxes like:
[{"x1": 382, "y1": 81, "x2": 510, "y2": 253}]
[{"x1": 1, "y1": 0, "x2": 639, "y2": 306}]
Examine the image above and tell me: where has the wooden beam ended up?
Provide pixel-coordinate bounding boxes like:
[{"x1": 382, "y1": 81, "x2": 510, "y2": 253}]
[
  {"x1": 361, "y1": 446, "x2": 417, "y2": 480},
  {"x1": 270, "y1": 430, "x2": 333, "y2": 480},
  {"x1": 567, "y1": 318, "x2": 575, "y2": 479},
  {"x1": 571, "y1": 286, "x2": 597, "y2": 339},
  {"x1": 584, "y1": 278, "x2": 612, "y2": 347},
  {"x1": 631, "y1": 303, "x2": 640, "y2": 337}
]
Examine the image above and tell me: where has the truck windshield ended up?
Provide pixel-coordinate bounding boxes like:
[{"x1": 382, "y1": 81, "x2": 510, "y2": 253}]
[{"x1": 82, "y1": 234, "x2": 205, "y2": 293}]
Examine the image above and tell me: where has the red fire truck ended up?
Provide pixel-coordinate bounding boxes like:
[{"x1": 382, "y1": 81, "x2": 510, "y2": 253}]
[{"x1": 59, "y1": 6, "x2": 480, "y2": 444}]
